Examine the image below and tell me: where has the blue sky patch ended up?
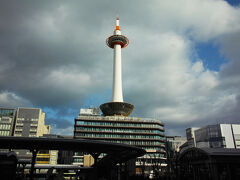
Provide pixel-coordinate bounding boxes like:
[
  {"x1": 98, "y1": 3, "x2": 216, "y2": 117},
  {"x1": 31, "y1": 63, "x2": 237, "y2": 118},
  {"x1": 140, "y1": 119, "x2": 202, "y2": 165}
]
[
  {"x1": 83, "y1": 89, "x2": 112, "y2": 109},
  {"x1": 225, "y1": 0, "x2": 240, "y2": 6},
  {"x1": 195, "y1": 42, "x2": 228, "y2": 71}
]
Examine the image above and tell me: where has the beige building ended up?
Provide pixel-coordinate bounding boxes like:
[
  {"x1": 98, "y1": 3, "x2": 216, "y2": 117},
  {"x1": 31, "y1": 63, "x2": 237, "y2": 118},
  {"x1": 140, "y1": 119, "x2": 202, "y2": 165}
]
[
  {"x1": 83, "y1": 155, "x2": 94, "y2": 167},
  {"x1": 36, "y1": 149, "x2": 58, "y2": 165},
  {"x1": 14, "y1": 107, "x2": 49, "y2": 137},
  {"x1": 13, "y1": 107, "x2": 51, "y2": 160},
  {"x1": 36, "y1": 134, "x2": 59, "y2": 165}
]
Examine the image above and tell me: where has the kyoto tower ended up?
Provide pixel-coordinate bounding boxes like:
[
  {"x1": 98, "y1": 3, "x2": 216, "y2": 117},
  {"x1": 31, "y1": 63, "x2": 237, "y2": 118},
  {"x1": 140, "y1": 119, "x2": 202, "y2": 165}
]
[{"x1": 100, "y1": 18, "x2": 134, "y2": 116}]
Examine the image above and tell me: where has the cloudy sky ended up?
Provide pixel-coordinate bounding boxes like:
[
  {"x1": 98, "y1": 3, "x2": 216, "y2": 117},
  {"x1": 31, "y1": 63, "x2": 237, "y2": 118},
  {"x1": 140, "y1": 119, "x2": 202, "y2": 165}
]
[{"x1": 1, "y1": 0, "x2": 240, "y2": 136}]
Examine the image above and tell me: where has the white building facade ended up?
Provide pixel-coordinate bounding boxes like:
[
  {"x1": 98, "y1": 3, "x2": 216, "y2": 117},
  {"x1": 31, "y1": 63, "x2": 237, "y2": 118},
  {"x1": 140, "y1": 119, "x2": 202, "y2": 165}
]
[{"x1": 187, "y1": 124, "x2": 240, "y2": 149}]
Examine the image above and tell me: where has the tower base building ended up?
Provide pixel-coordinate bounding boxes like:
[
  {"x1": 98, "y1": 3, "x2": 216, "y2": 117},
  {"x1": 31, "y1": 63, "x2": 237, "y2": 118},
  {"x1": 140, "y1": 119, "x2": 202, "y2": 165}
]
[{"x1": 74, "y1": 108, "x2": 166, "y2": 175}]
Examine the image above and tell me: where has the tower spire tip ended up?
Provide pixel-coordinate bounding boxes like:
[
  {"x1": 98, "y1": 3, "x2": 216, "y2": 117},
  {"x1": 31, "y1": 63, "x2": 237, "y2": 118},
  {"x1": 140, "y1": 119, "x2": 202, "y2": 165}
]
[{"x1": 116, "y1": 17, "x2": 120, "y2": 30}]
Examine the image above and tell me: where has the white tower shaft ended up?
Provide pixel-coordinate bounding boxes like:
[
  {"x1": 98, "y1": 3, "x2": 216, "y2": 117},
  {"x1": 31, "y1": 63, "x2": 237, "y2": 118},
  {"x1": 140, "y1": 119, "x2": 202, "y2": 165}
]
[
  {"x1": 112, "y1": 43, "x2": 123, "y2": 102},
  {"x1": 112, "y1": 19, "x2": 123, "y2": 102}
]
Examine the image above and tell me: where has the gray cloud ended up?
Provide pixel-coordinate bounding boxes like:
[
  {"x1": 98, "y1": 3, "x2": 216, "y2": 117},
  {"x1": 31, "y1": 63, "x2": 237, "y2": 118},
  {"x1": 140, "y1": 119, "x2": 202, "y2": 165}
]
[{"x1": 1, "y1": 0, "x2": 240, "y2": 135}]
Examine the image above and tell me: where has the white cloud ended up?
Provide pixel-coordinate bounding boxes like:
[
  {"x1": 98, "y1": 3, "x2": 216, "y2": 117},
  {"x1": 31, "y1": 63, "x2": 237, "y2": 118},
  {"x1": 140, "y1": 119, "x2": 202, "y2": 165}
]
[
  {"x1": 147, "y1": 0, "x2": 240, "y2": 41},
  {"x1": 192, "y1": 61, "x2": 204, "y2": 73},
  {"x1": 47, "y1": 68, "x2": 91, "y2": 93},
  {"x1": 50, "y1": 125, "x2": 73, "y2": 136},
  {"x1": 0, "y1": 91, "x2": 32, "y2": 108}
]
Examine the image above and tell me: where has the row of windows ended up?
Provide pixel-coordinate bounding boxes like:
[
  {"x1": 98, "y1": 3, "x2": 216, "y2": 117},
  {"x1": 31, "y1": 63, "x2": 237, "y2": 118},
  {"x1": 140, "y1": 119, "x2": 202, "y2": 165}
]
[
  {"x1": 36, "y1": 158, "x2": 50, "y2": 161},
  {"x1": 17, "y1": 119, "x2": 38, "y2": 124},
  {"x1": 15, "y1": 125, "x2": 23, "y2": 129},
  {"x1": 16, "y1": 123, "x2": 38, "y2": 127},
  {"x1": 144, "y1": 147, "x2": 165, "y2": 151},
  {"x1": 77, "y1": 137, "x2": 164, "y2": 146},
  {"x1": 235, "y1": 140, "x2": 240, "y2": 146},
  {"x1": 0, "y1": 130, "x2": 10, "y2": 136},
  {"x1": 15, "y1": 127, "x2": 37, "y2": 132},
  {"x1": 0, "y1": 124, "x2": 11, "y2": 130},
  {"x1": 0, "y1": 117, "x2": 13, "y2": 123},
  {"x1": 16, "y1": 123, "x2": 24, "y2": 126},
  {"x1": 143, "y1": 153, "x2": 165, "y2": 158},
  {"x1": 30, "y1": 123, "x2": 38, "y2": 126},
  {"x1": 75, "y1": 127, "x2": 164, "y2": 135},
  {"x1": 76, "y1": 121, "x2": 163, "y2": 129},
  {"x1": 30, "y1": 129, "x2": 37, "y2": 132},
  {"x1": 74, "y1": 154, "x2": 165, "y2": 166},
  {"x1": 73, "y1": 158, "x2": 83, "y2": 163},
  {"x1": 0, "y1": 109, "x2": 14, "y2": 116},
  {"x1": 234, "y1": 134, "x2": 240, "y2": 140},
  {"x1": 137, "y1": 155, "x2": 165, "y2": 161},
  {"x1": 15, "y1": 131, "x2": 22, "y2": 134},
  {"x1": 78, "y1": 116, "x2": 162, "y2": 123},
  {"x1": 75, "y1": 133, "x2": 164, "y2": 140},
  {"x1": 73, "y1": 152, "x2": 106, "y2": 158},
  {"x1": 17, "y1": 118, "x2": 39, "y2": 121},
  {"x1": 136, "y1": 158, "x2": 165, "y2": 164},
  {"x1": 15, "y1": 131, "x2": 36, "y2": 136}
]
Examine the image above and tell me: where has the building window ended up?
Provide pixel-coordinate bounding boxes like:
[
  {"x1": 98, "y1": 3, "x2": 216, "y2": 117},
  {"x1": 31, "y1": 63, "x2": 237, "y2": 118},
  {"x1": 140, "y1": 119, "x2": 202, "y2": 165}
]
[
  {"x1": 0, "y1": 130, "x2": 10, "y2": 136},
  {"x1": 0, "y1": 124, "x2": 11, "y2": 130}
]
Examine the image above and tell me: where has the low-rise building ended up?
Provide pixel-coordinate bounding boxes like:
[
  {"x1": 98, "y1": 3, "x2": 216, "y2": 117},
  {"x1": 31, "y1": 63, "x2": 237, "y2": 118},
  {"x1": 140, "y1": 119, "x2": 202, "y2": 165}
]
[
  {"x1": 166, "y1": 136, "x2": 186, "y2": 152},
  {"x1": 186, "y1": 127, "x2": 199, "y2": 148},
  {"x1": 186, "y1": 124, "x2": 240, "y2": 149}
]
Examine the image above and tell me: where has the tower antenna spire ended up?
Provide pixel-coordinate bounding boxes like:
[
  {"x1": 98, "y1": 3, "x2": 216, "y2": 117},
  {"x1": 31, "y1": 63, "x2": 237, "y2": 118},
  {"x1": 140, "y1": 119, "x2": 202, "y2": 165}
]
[
  {"x1": 116, "y1": 10, "x2": 119, "y2": 19},
  {"x1": 116, "y1": 17, "x2": 120, "y2": 30}
]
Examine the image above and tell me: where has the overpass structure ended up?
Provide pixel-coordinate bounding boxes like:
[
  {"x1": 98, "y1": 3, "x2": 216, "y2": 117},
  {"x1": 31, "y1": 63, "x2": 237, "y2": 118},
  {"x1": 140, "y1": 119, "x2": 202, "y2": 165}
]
[{"x1": 0, "y1": 136, "x2": 145, "y2": 180}]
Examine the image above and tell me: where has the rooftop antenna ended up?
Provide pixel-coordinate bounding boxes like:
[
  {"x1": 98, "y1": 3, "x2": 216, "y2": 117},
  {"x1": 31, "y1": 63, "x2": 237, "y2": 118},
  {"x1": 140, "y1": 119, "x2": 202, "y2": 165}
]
[{"x1": 116, "y1": 10, "x2": 119, "y2": 19}]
